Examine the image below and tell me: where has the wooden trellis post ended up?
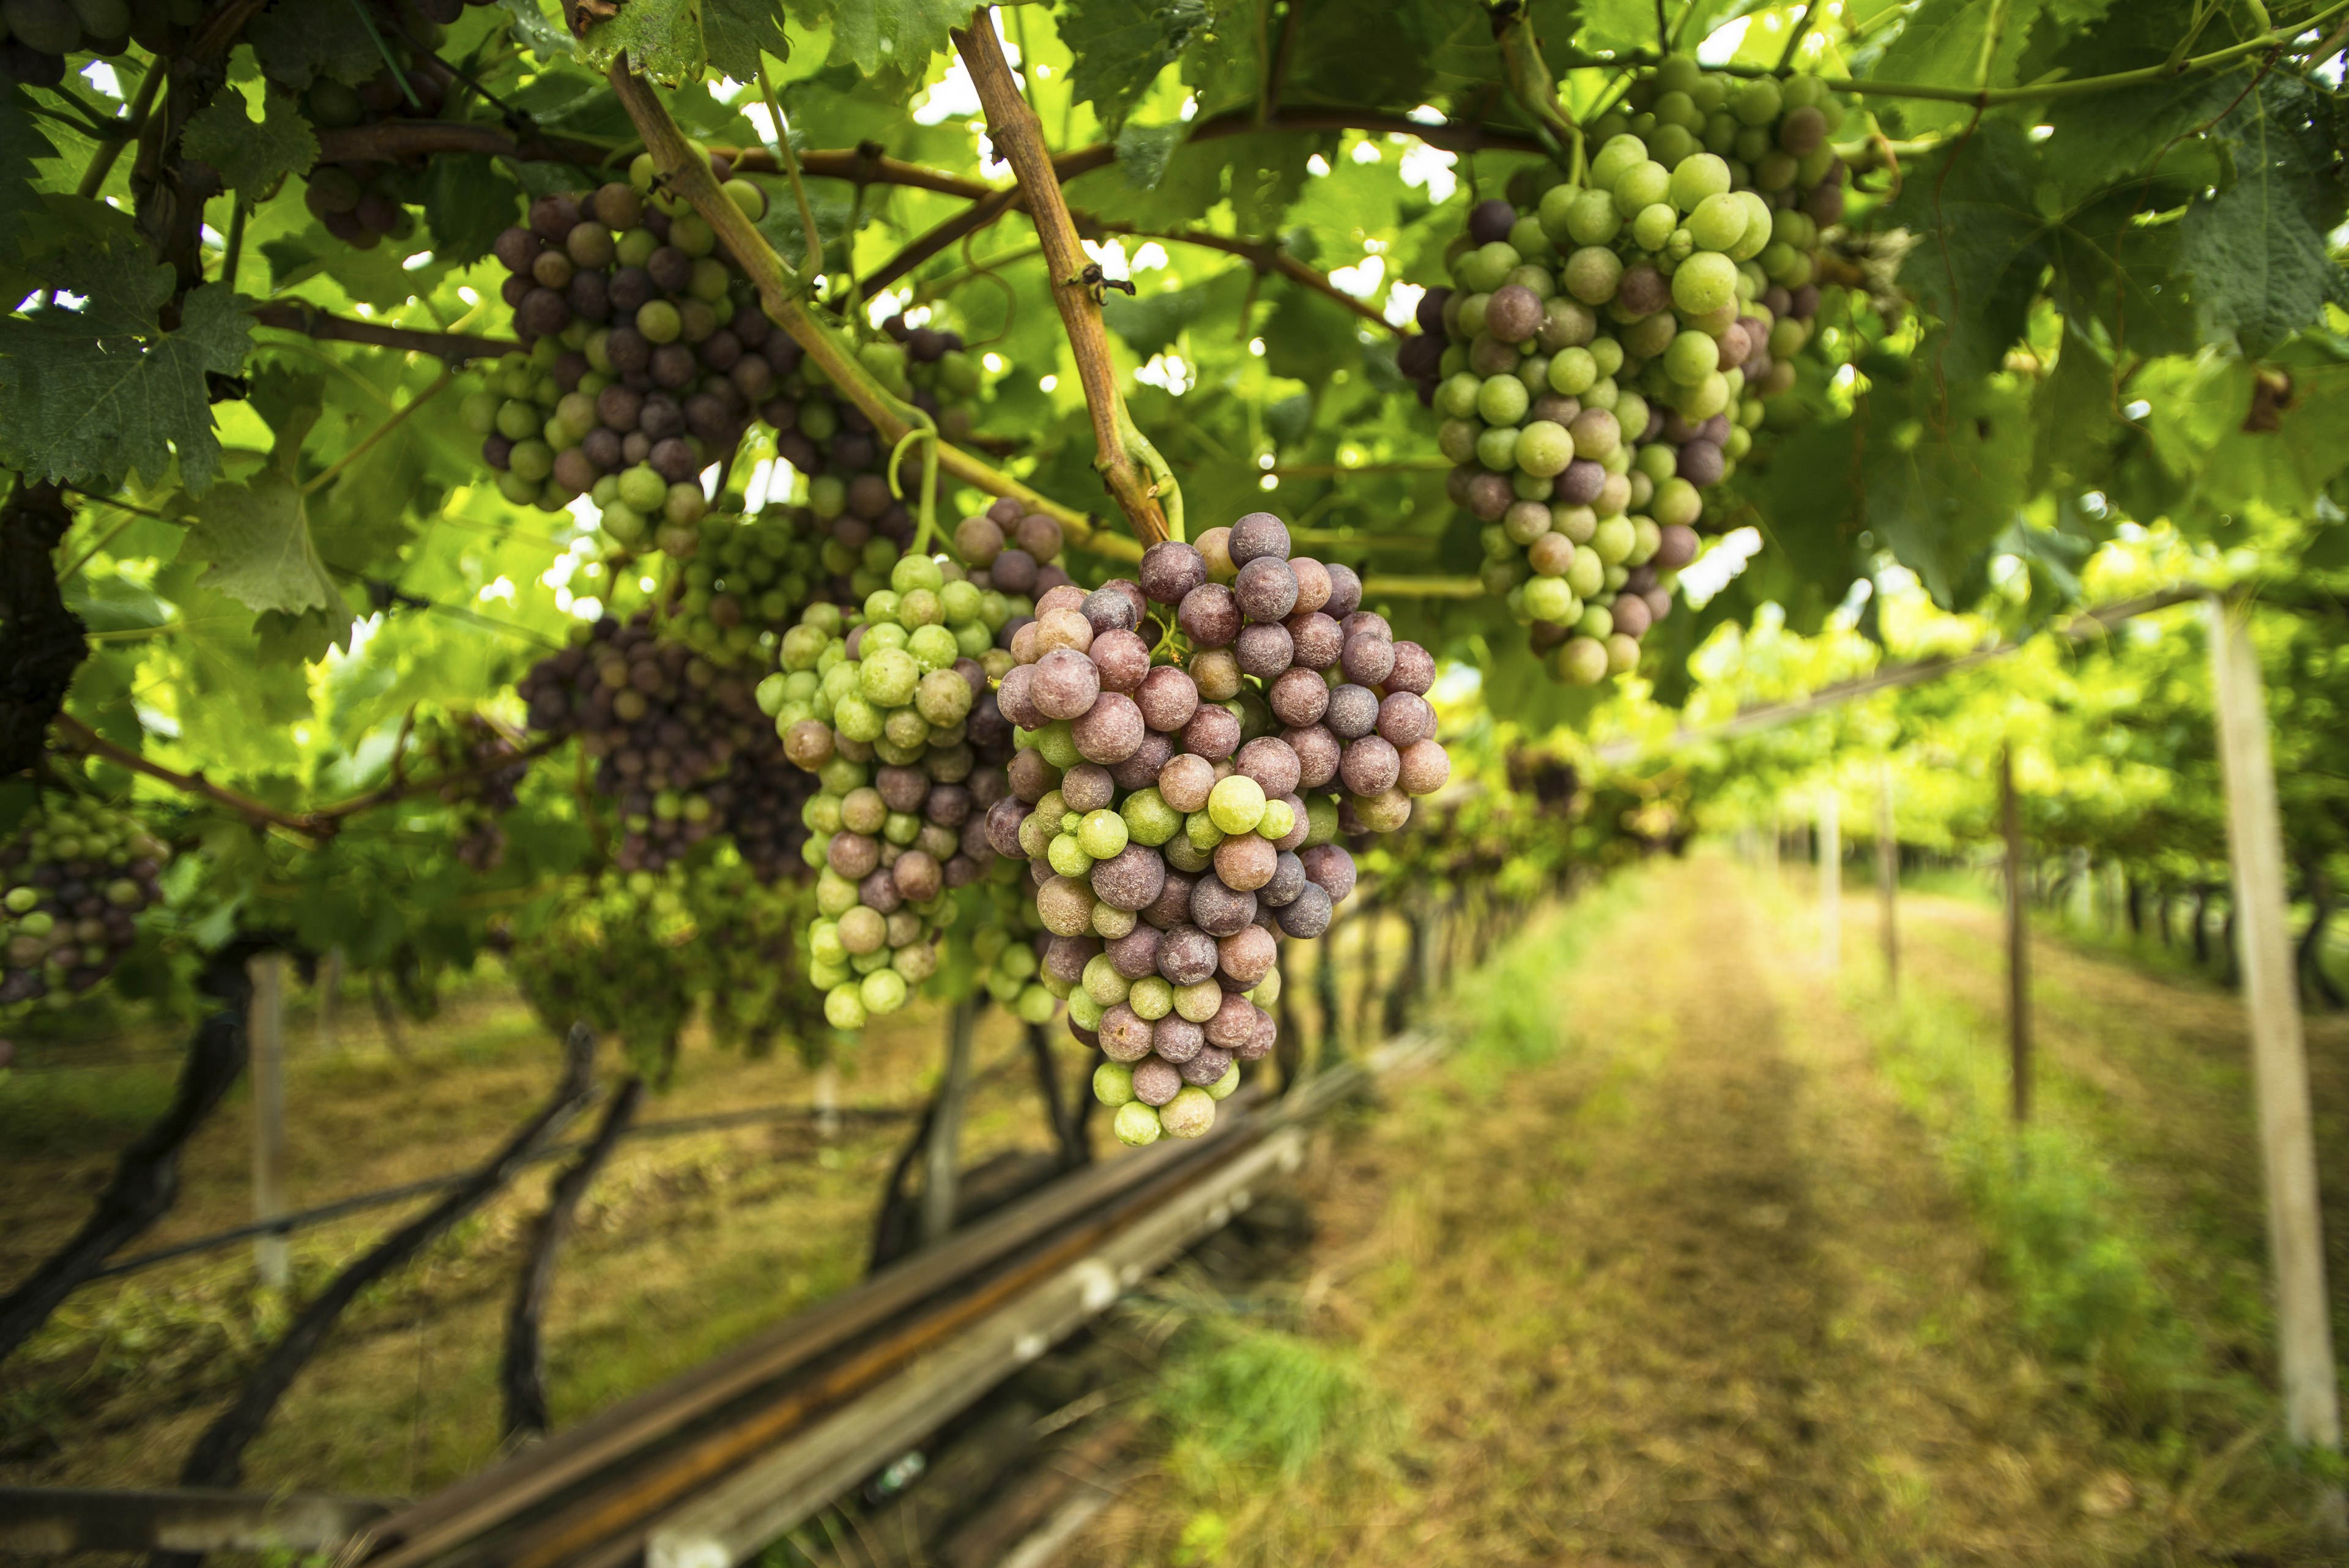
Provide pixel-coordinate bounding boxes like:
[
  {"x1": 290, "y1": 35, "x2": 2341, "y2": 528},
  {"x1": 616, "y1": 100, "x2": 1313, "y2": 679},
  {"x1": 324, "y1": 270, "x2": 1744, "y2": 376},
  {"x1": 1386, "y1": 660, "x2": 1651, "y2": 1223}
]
[
  {"x1": 919, "y1": 1000, "x2": 978, "y2": 1247},
  {"x1": 248, "y1": 953, "x2": 289, "y2": 1290},
  {"x1": 2206, "y1": 595, "x2": 2344, "y2": 1476},
  {"x1": 1817, "y1": 788, "x2": 1840, "y2": 972},
  {"x1": 1876, "y1": 760, "x2": 1899, "y2": 994},
  {"x1": 2001, "y1": 748, "x2": 2031, "y2": 1125}
]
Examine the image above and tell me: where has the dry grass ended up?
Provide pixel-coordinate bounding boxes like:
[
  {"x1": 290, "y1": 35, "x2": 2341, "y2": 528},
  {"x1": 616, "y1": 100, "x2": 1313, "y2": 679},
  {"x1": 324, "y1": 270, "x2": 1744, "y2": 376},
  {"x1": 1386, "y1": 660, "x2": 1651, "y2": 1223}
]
[{"x1": 1069, "y1": 855, "x2": 2345, "y2": 1567}]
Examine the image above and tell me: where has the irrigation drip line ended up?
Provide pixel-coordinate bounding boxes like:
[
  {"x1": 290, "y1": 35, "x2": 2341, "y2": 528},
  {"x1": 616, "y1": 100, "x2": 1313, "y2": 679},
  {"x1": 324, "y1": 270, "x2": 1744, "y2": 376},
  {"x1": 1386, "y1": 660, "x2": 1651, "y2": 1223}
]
[
  {"x1": 1594, "y1": 586, "x2": 2203, "y2": 765},
  {"x1": 86, "y1": 1099, "x2": 919, "y2": 1281}
]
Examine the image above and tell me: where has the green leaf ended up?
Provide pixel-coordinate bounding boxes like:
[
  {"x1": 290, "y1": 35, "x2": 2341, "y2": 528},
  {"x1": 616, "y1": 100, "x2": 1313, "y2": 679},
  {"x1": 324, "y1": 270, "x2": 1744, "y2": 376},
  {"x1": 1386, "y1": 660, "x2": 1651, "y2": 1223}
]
[
  {"x1": 182, "y1": 82, "x2": 319, "y2": 204},
  {"x1": 499, "y1": 0, "x2": 574, "y2": 61},
  {"x1": 581, "y1": 0, "x2": 707, "y2": 87},
  {"x1": 2028, "y1": 327, "x2": 2114, "y2": 494},
  {"x1": 0, "y1": 87, "x2": 57, "y2": 264},
  {"x1": 790, "y1": 0, "x2": 970, "y2": 87},
  {"x1": 703, "y1": 0, "x2": 789, "y2": 81},
  {"x1": 1115, "y1": 121, "x2": 1186, "y2": 191},
  {"x1": 179, "y1": 469, "x2": 344, "y2": 617},
  {"x1": 1869, "y1": 0, "x2": 2045, "y2": 136},
  {"x1": 1262, "y1": 283, "x2": 1359, "y2": 387},
  {"x1": 1884, "y1": 121, "x2": 2047, "y2": 382},
  {"x1": 419, "y1": 154, "x2": 523, "y2": 266},
  {"x1": 1863, "y1": 379, "x2": 2031, "y2": 608},
  {"x1": 2175, "y1": 77, "x2": 2348, "y2": 356},
  {"x1": 0, "y1": 247, "x2": 251, "y2": 495},
  {"x1": 2039, "y1": 64, "x2": 2254, "y2": 204},
  {"x1": 1102, "y1": 280, "x2": 1208, "y2": 357},
  {"x1": 1058, "y1": 0, "x2": 1209, "y2": 135},
  {"x1": 247, "y1": 2, "x2": 383, "y2": 89}
]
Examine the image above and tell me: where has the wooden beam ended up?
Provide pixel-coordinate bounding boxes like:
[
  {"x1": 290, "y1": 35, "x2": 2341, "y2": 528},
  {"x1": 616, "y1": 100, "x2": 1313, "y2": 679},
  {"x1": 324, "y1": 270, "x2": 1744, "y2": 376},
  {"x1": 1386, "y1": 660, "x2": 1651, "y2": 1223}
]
[
  {"x1": 2206, "y1": 595, "x2": 2346, "y2": 1472},
  {"x1": 2001, "y1": 747, "x2": 2032, "y2": 1124},
  {"x1": 0, "y1": 1485, "x2": 389, "y2": 1555},
  {"x1": 645, "y1": 1128, "x2": 1312, "y2": 1568},
  {"x1": 1817, "y1": 788, "x2": 1841, "y2": 972},
  {"x1": 1876, "y1": 760, "x2": 1899, "y2": 994}
]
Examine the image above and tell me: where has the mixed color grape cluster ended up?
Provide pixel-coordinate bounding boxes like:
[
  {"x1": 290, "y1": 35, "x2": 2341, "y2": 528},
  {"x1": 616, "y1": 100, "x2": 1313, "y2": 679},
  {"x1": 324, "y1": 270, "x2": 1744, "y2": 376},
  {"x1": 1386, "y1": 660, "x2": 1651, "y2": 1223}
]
[
  {"x1": 0, "y1": 795, "x2": 170, "y2": 1009},
  {"x1": 770, "y1": 501, "x2": 1073, "y2": 1031},
  {"x1": 517, "y1": 612, "x2": 813, "y2": 880},
  {"x1": 984, "y1": 512, "x2": 1450, "y2": 1143},
  {"x1": 462, "y1": 160, "x2": 781, "y2": 531},
  {"x1": 1398, "y1": 56, "x2": 1849, "y2": 683}
]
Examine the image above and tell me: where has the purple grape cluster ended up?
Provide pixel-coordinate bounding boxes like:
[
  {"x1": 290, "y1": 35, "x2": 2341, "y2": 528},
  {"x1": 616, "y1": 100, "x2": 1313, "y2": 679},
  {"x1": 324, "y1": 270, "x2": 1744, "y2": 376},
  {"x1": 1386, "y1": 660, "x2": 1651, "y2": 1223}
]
[
  {"x1": 461, "y1": 168, "x2": 785, "y2": 536},
  {"x1": 0, "y1": 795, "x2": 169, "y2": 1010},
  {"x1": 415, "y1": 713, "x2": 531, "y2": 872},
  {"x1": 517, "y1": 612, "x2": 813, "y2": 880},
  {"x1": 984, "y1": 512, "x2": 1449, "y2": 1143}
]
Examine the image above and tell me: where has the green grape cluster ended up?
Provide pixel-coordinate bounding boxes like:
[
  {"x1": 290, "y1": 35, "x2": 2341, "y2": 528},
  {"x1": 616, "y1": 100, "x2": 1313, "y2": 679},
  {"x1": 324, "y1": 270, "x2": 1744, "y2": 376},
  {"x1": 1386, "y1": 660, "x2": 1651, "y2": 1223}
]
[
  {"x1": 765, "y1": 551, "x2": 1028, "y2": 1031},
  {"x1": 666, "y1": 505, "x2": 832, "y2": 667},
  {"x1": 1399, "y1": 54, "x2": 1851, "y2": 685},
  {"x1": 965, "y1": 884, "x2": 1061, "y2": 1027},
  {"x1": 0, "y1": 794, "x2": 170, "y2": 1011},
  {"x1": 513, "y1": 858, "x2": 822, "y2": 1072}
]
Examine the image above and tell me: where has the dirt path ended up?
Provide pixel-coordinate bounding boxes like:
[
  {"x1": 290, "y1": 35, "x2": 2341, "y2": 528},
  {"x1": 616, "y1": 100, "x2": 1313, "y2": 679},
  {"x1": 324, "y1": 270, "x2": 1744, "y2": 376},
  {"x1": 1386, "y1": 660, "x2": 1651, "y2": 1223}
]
[{"x1": 1075, "y1": 858, "x2": 2170, "y2": 1566}]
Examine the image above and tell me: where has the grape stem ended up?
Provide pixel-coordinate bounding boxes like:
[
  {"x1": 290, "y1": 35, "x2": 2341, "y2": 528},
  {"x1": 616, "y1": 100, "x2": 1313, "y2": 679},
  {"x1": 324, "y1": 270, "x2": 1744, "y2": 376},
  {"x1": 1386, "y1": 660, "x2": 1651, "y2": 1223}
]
[
  {"x1": 1562, "y1": 0, "x2": 2349, "y2": 103},
  {"x1": 1359, "y1": 574, "x2": 1488, "y2": 598},
  {"x1": 248, "y1": 301, "x2": 519, "y2": 363},
  {"x1": 1494, "y1": 6, "x2": 1584, "y2": 177},
  {"x1": 1775, "y1": 0, "x2": 1826, "y2": 72},
  {"x1": 1088, "y1": 223, "x2": 1406, "y2": 336},
  {"x1": 299, "y1": 368, "x2": 453, "y2": 496},
  {"x1": 952, "y1": 12, "x2": 1179, "y2": 551},
  {"x1": 51, "y1": 714, "x2": 565, "y2": 838},
  {"x1": 601, "y1": 61, "x2": 1143, "y2": 563},
  {"x1": 75, "y1": 61, "x2": 164, "y2": 201},
  {"x1": 754, "y1": 60, "x2": 826, "y2": 299},
  {"x1": 887, "y1": 426, "x2": 943, "y2": 557}
]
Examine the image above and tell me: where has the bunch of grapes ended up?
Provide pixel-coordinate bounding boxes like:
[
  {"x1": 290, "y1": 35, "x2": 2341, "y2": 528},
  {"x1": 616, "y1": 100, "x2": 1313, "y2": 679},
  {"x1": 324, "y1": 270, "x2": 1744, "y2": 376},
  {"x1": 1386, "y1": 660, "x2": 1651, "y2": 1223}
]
[
  {"x1": 984, "y1": 512, "x2": 1449, "y2": 1145},
  {"x1": 412, "y1": 712, "x2": 531, "y2": 871},
  {"x1": 772, "y1": 550, "x2": 1034, "y2": 1031},
  {"x1": 767, "y1": 321, "x2": 1009, "y2": 600},
  {"x1": 513, "y1": 869, "x2": 703, "y2": 1071},
  {"x1": 0, "y1": 0, "x2": 181, "y2": 86},
  {"x1": 0, "y1": 795, "x2": 169, "y2": 1009},
  {"x1": 666, "y1": 504, "x2": 833, "y2": 667},
  {"x1": 1398, "y1": 56, "x2": 1849, "y2": 685},
  {"x1": 516, "y1": 612, "x2": 813, "y2": 880},
  {"x1": 293, "y1": 21, "x2": 455, "y2": 252},
  {"x1": 968, "y1": 898, "x2": 1061, "y2": 1027},
  {"x1": 461, "y1": 157, "x2": 780, "y2": 530},
  {"x1": 876, "y1": 311, "x2": 985, "y2": 444}
]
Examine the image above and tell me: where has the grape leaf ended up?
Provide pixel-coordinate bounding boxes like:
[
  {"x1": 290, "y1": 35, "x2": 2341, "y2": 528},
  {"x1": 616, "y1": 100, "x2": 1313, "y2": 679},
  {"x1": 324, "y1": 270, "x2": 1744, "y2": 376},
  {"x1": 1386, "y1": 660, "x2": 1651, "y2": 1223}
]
[
  {"x1": 0, "y1": 87, "x2": 56, "y2": 261},
  {"x1": 2176, "y1": 77, "x2": 2348, "y2": 357},
  {"x1": 1863, "y1": 379, "x2": 2031, "y2": 608},
  {"x1": 789, "y1": 0, "x2": 971, "y2": 87},
  {"x1": 1058, "y1": 0, "x2": 1210, "y2": 135},
  {"x1": 499, "y1": 0, "x2": 574, "y2": 61},
  {"x1": 182, "y1": 82, "x2": 319, "y2": 204},
  {"x1": 702, "y1": 0, "x2": 788, "y2": 82},
  {"x1": 1868, "y1": 0, "x2": 2044, "y2": 135},
  {"x1": 1102, "y1": 280, "x2": 1209, "y2": 356},
  {"x1": 0, "y1": 245, "x2": 251, "y2": 495},
  {"x1": 2028, "y1": 327, "x2": 2115, "y2": 494},
  {"x1": 247, "y1": 2, "x2": 383, "y2": 89},
  {"x1": 2039, "y1": 64, "x2": 2253, "y2": 204},
  {"x1": 420, "y1": 154, "x2": 523, "y2": 265},
  {"x1": 1115, "y1": 121, "x2": 1186, "y2": 191},
  {"x1": 179, "y1": 469, "x2": 344, "y2": 617},
  {"x1": 1263, "y1": 283, "x2": 1359, "y2": 387},
  {"x1": 1884, "y1": 121, "x2": 2047, "y2": 382},
  {"x1": 581, "y1": 0, "x2": 707, "y2": 87}
]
